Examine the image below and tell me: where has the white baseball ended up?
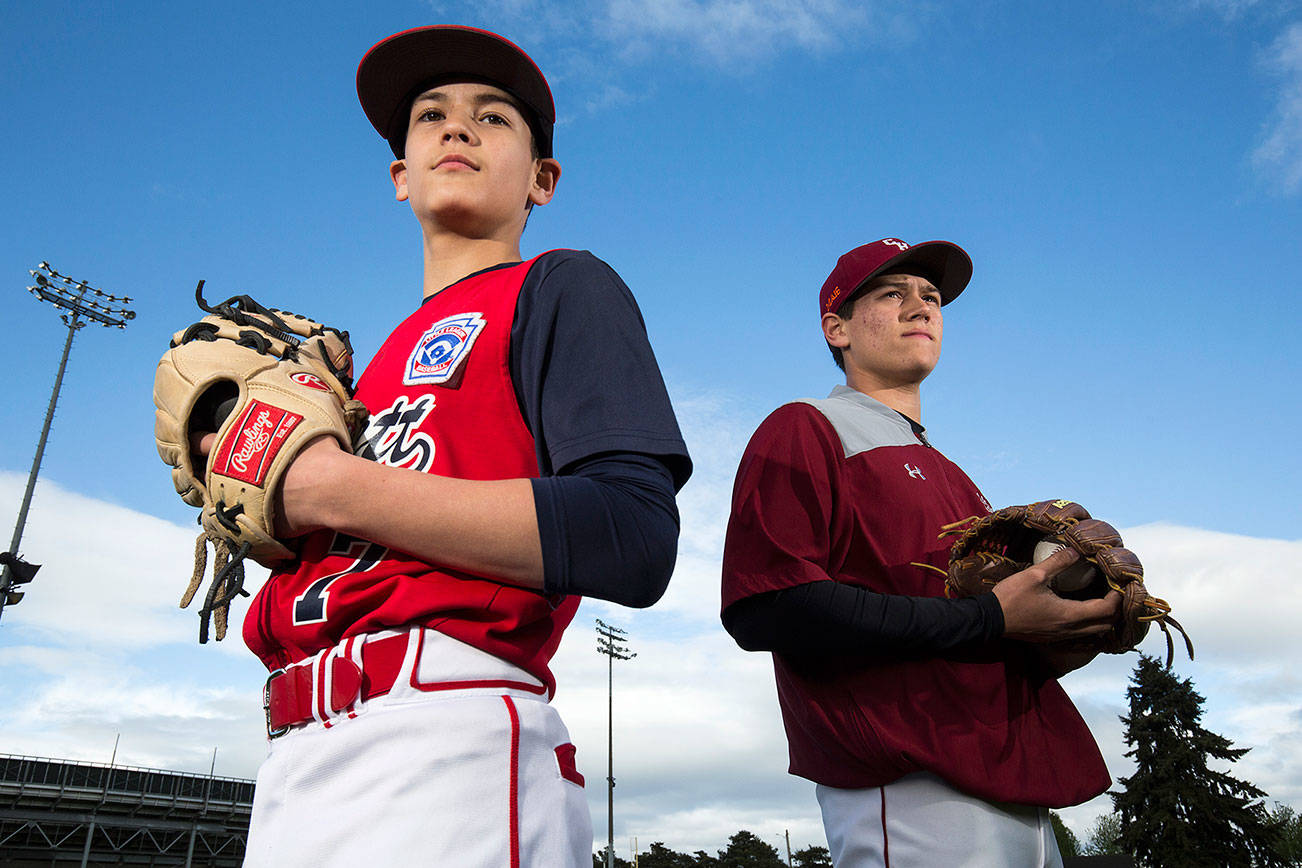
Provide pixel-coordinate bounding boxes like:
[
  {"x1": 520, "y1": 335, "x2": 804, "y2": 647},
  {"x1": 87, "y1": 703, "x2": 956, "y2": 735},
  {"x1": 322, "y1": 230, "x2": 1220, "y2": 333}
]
[{"x1": 1033, "y1": 538, "x2": 1097, "y2": 593}]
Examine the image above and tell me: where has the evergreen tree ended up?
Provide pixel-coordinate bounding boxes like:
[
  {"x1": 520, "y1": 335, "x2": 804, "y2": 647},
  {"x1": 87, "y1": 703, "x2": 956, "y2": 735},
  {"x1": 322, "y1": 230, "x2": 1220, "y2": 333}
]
[
  {"x1": 592, "y1": 846, "x2": 632, "y2": 868},
  {"x1": 1082, "y1": 812, "x2": 1124, "y2": 856},
  {"x1": 1113, "y1": 655, "x2": 1285, "y2": 867},
  {"x1": 716, "y1": 830, "x2": 786, "y2": 867},
  {"x1": 1050, "y1": 811, "x2": 1080, "y2": 857},
  {"x1": 1267, "y1": 803, "x2": 1302, "y2": 866},
  {"x1": 637, "y1": 841, "x2": 697, "y2": 868},
  {"x1": 791, "y1": 844, "x2": 833, "y2": 867}
]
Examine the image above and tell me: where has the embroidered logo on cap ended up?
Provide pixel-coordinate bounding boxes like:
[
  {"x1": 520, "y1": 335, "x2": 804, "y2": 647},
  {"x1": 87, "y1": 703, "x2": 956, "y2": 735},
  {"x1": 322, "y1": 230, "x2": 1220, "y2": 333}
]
[
  {"x1": 404, "y1": 313, "x2": 486, "y2": 385},
  {"x1": 824, "y1": 284, "x2": 843, "y2": 312},
  {"x1": 882, "y1": 239, "x2": 909, "y2": 250}
]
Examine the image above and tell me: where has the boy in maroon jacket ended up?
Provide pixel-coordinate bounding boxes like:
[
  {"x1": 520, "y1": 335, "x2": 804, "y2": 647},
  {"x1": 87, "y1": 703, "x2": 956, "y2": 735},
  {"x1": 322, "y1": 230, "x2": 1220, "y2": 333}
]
[{"x1": 721, "y1": 238, "x2": 1116, "y2": 867}]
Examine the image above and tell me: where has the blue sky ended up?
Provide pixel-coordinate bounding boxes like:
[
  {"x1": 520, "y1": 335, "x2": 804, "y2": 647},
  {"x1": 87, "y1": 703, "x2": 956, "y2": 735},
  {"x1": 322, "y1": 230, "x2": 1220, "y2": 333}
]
[{"x1": 2, "y1": 0, "x2": 1300, "y2": 856}]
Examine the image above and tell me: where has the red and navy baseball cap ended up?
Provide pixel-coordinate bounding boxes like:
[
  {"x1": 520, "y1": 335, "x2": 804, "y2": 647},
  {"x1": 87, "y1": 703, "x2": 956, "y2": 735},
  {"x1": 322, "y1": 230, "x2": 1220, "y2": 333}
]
[
  {"x1": 356, "y1": 25, "x2": 556, "y2": 159},
  {"x1": 819, "y1": 238, "x2": 973, "y2": 315}
]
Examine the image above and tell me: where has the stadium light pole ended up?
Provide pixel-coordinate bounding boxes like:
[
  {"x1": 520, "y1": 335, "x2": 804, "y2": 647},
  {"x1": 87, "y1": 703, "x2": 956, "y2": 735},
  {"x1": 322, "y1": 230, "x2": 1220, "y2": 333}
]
[
  {"x1": 2, "y1": 262, "x2": 135, "y2": 624},
  {"x1": 596, "y1": 618, "x2": 635, "y2": 868}
]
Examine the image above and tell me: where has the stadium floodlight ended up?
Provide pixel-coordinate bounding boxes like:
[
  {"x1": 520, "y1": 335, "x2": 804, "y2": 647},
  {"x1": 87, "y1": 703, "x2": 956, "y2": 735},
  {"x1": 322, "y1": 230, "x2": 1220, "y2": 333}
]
[
  {"x1": 596, "y1": 619, "x2": 636, "y2": 868},
  {"x1": 2, "y1": 263, "x2": 136, "y2": 624},
  {"x1": 0, "y1": 553, "x2": 40, "y2": 606}
]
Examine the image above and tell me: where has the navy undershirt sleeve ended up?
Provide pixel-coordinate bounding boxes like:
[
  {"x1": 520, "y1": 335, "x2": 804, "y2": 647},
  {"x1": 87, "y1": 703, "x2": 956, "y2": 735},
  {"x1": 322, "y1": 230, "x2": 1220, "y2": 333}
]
[
  {"x1": 509, "y1": 250, "x2": 691, "y2": 605},
  {"x1": 532, "y1": 453, "x2": 679, "y2": 607},
  {"x1": 722, "y1": 581, "x2": 1005, "y2": 657}
]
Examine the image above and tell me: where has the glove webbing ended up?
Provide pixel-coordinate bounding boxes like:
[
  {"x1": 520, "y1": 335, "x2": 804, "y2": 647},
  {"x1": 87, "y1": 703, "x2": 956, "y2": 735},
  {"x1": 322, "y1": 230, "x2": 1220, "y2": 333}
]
[
  {"x1": 181, "y1": 280, "x2": 357, "y2": 390},
  {"x1": 195, "y1": 280, "x2": 306, "y2": 350}
]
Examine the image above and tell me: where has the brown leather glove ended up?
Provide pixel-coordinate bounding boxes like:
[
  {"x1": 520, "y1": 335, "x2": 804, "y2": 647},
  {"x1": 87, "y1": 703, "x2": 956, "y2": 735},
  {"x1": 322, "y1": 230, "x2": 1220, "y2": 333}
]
[{"x1": 941, "y1": 499, "x2": 1193, "y2": 666}]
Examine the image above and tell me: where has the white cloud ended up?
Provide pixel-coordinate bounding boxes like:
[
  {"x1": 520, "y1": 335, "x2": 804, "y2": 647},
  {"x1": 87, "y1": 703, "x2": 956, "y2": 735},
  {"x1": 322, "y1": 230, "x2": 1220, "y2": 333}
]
[
  {"x1": 0, "y1": 471, "x2": 265, "y2": 654},
  {"x1": 651, "y1": 388, "x2": 757, "y2": 621},
  {"x1": 1155, "y1": 0, "x2": 1302, "y2": 22},
  {"x1": 1151, "y1": 4, "x2": 1302, "y2": 194},
  {"x1": 1178, "y1": 0, "x2": 1270, "y2": 19},
  {"x1": 0, "y1": 642, "x2": 268, "y2": 776},
  {"x1": 1052, "y1": 522, "x2": 1302, "y2": 838},
  {"x1": 1253, "y1": 22, "x2": 1302, "y2": 193},
  {"x1": 602, "y1": 0, "x2": 894, "y2": 62},
  {"x1": 0, "y1": 471, "x2": 272, "y2": 776},
  {"x1": 1117, "y1": 522, "x2": 1302, "y2": 661},
  {"x1": 429, "y1": 0, "x2": 918, "y2": 71},
  {"x1": 551, "y1": 623, "x2": 823, "y2": 853},
  {"x1": 10, "y1": 667, "x2": 262, "y2": 764}
]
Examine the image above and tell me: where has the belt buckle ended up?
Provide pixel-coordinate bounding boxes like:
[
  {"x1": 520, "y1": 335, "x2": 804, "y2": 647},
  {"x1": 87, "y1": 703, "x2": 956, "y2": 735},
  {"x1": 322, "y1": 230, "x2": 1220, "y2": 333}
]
[{"x1": 263, "y1": 668, "x2": 290, "y2": 739}]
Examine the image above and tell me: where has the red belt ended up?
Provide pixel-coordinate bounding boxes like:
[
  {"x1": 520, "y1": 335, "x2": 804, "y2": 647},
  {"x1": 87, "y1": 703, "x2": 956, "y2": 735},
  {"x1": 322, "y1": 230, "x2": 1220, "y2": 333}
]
[{"x1": 263, "y1": 633, "x2": 409, "y2": 737}]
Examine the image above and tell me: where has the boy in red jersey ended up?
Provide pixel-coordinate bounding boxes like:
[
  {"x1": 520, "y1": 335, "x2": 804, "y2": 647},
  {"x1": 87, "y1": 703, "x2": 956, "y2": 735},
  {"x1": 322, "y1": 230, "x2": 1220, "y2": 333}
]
[
  {"x1": 720, "y1": 238, "x2": 1117, "y2": 867},
  {"x1": 236, "y1": 27, "x2": 690, "y2": 867}
]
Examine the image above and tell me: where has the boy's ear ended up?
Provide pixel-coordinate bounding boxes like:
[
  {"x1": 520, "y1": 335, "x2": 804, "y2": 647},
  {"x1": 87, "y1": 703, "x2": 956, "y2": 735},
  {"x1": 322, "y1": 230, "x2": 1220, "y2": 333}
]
[
  {"x1": 822, "y1": 311, "x2": 850, "y2": 349},
  {"x1": 390, "y1": 158, "x2": 409, "y2": 202},
  {"x1": 528, "y1": 158, "x2": 561, "y2": 207}
]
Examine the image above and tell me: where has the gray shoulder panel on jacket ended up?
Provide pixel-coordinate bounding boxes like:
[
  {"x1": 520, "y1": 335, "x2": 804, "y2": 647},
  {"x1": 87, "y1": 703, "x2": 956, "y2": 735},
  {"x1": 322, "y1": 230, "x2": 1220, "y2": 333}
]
[{"x1": 795, "y1": 385, "x2": 917, "y2": 459}]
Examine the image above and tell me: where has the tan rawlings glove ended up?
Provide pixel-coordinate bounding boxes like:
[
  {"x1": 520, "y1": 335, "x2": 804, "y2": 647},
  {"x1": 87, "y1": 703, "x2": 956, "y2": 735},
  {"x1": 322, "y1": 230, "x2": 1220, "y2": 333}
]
[
  {"x1": 938, "y1": 499, "x2": 1193, "y2": 666},
  {"x1": 154, "y1": 281, "x2": 368, "y2": 642}
]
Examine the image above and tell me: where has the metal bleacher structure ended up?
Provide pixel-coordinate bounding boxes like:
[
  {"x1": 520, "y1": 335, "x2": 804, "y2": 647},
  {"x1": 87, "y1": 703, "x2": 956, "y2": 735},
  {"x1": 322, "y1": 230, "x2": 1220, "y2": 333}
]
[{"x1": 0, "y1": 753, "x2": 253, "y2": 866}]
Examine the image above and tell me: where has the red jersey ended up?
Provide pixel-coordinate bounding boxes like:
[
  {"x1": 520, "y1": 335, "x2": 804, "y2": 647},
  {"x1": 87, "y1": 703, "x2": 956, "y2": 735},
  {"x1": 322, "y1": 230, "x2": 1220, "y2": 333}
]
[
  {"x1": 721, "y1": 389, "x2": 1109, "y2": 807},
  {"x1": 244, "y1": 255, "x2": 577, "y2": 695}
]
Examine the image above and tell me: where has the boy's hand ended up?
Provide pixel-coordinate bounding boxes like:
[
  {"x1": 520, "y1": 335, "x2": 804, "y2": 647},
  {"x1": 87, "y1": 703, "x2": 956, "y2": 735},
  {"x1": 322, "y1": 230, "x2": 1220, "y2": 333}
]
[
  {"x1": 271, "y1": 435, "x2": 345, "y2": 538},
  {"x1": 191, "y1": 431, "x2": 341, "y2": 539},
  {"x1": 941, "y1": 499, "x2": 1193, "y2": 667},
  {"x1": 994, "y1": 548, "x2": 1121, "y2": 643}
]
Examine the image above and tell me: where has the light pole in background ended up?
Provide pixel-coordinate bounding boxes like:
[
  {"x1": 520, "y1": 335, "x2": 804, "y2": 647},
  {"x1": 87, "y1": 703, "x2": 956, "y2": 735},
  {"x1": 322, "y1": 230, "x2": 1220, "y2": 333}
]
[
  {"x1": 1, "y1": 262, "x2": 135, "y2": 623},
  {"x1": 596, "y1": 618, "x2": 636, "y2": 868}
]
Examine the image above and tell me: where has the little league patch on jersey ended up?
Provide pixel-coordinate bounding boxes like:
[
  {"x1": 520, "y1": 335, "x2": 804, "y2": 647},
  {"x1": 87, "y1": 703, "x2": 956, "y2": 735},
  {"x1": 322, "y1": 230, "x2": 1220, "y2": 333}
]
[
  {"x1": 212, "y1": 400, "x2": 302, "y2": 487},
  {"x1": 404, "y1": 313, "x2": 487, "y2": 385}
]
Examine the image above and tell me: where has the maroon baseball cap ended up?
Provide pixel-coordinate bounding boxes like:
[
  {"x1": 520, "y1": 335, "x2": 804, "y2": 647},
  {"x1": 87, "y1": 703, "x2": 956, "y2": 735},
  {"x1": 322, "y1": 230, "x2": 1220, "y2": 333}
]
[
  {"x1": 819, "y1": 238, "x2": 973, "y2": 315},
  {"x1": 356, "y1": 25, "x2": 556, "y2": 159}
]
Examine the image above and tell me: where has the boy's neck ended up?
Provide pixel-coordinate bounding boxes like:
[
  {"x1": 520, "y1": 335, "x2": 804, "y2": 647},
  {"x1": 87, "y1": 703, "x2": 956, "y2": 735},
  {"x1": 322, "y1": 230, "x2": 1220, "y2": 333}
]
[
  {"x1": 846, "y1": 377, "x2": 923, "y2": 424},
  {"x1": 421, "y1": 234, "x2": 524, "y2": 299}
]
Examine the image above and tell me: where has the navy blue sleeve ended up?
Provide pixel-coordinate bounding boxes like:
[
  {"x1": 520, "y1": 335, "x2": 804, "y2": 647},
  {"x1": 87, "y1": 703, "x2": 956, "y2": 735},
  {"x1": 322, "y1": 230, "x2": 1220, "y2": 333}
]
[
  {"x1": 510, "y1": 250, "x2": 691, "y2": 604},
  {"x1": 722, "y1": 581, "x2": 1005, "y2": 657},
  {"x1": 532, "y1": 453, "x2": 679, "y2": 607}
]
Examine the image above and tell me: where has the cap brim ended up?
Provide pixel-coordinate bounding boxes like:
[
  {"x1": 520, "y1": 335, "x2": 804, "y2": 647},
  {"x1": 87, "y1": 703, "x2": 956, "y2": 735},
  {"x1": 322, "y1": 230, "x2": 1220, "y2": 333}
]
[
  {"x1": 357, "y1": 26, "x2": 555, "y2": 158},
  {"x1": 861, "y1": 240, "x2": 973, "y2": 305}
]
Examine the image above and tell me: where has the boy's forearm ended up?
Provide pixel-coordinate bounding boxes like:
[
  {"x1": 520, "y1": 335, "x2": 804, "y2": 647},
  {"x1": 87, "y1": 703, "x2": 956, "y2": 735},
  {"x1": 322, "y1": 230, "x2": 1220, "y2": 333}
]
[{"x1": 299, "y1": 446, "x2": 545, "y2": 589}]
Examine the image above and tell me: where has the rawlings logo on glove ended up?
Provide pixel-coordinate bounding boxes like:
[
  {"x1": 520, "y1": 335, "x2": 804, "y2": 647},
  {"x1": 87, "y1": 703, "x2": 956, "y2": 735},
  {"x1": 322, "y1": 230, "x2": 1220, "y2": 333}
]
[{"x1": 215, "y1": 402, "x2": 301, "y2": 484}]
